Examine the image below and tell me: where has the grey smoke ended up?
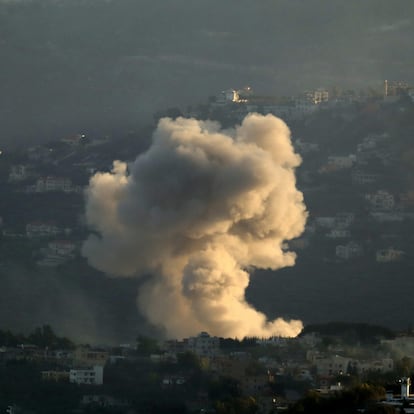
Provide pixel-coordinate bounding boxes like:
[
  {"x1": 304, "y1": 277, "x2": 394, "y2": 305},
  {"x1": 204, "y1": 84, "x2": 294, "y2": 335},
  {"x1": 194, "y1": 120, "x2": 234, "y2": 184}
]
[{"x1": 83, "y1": 114, "x2": 307, "y2": 338}]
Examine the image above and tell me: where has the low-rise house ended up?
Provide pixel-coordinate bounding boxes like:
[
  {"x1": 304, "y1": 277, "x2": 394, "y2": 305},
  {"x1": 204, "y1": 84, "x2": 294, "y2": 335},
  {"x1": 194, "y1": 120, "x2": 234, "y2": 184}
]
[
  {"x1": 314, "y1": 355, "x2": 350, "y2": 377},
  {"x1": 376, "y1": 248, "x2": 404, "y2": 263},
  {"x1": 35, "y1": 176, "x2": 72, "y2": 193},
  {"x1": 298, "y1": 332, "x2": 322, "y2": 348},
  {"x1": 9, "y1": 165, "x2": 30, "y2": 182},
  {"x1": 294, "y1": 138, "x2": 319, "y2": 154},
  {"x1": 366, "y1": 190, "x2": 395, "y2": 211},
  {"x1": 61, "y1": 133, "x2": 85, "y2": 146},
  {"x1": 382, "y1": 336, "x2": 414, "y2": 358},
  {"x1": 335, "y1": 212, "x2": 355, "y2": 228},
  {"x1": 315, "y1": 217, "x2": 336, "y2": 229},
  {"x1": 73, "y1": 347, "x2": 109, "y2": 367},
  {"x1": 399, "y1": 191, "x2": 414, "y2": 210},
  {"x1": 41, "y1": 370, "x2": 70, "y2": 382},
  {"x1": 351, "y1": 358, "x2": 394, "y2": 375},
  {"x1": 26, "y1": 221, "x2": 60, "y2": 238},
  {"x1": 187, "y1": 332, "x2": 220, "y2": 358},
  {"x1": 81, "y1": 395, "x2": 128, "y2": 409},
  {"x1": 256, "y1": 337, "x2": 289, "y2": 347},
  {"x1": 70, "y1": 365, "x2": 104, "y2": 385},
  {"x1": 371, "y1": 212, "x2": 404, "y2": 222},
  {"x1": 209, "y1": 355, "x2": 251, "y2": 378},
  {"x1": 352, "y1": 169, "x2": 381, "y2": 184},
  {"x1": 336, "y1": 242, "x2": 363, "y2": 260},
  {"x1": 37, "y1": 240, "x2": 77, "y2": 266},
  {"x1": 326, "y1": 229, "x2": 351, "y2": 239},
  {"x1": 319, "y1": 155, "x2": 355, "y2": 173},
  {"x1": 240, "y1": 374, "x2": 269, "y2": 395},
  {"x1": 161, "y1": 339, "x2": 188, "y2": 355},
  {"x1": 48, "y1": 240, "x2": 76, "y2": 256}
]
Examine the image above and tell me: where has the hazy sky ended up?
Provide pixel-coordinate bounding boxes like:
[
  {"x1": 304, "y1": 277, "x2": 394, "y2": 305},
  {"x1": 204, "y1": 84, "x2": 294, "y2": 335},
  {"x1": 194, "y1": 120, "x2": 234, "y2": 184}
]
[{"x1": 0, "y1": 0, "x2": 413, "y2": 147}]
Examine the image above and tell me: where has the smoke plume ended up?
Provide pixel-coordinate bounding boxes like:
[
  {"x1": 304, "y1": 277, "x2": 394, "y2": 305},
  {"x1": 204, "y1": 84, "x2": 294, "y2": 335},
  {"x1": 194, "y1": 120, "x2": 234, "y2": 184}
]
[{"x1": 83, "y1": 113, "x2": 307, "y2": 338}]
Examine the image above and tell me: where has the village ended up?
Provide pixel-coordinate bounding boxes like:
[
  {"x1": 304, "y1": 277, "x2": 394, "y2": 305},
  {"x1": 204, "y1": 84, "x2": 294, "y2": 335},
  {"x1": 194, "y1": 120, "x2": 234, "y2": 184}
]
[
  {"x1": 1, "y1": 83, "x2": 414, "y2": 413},
  {"x1": 0, "y1": 81, "x2": 413, "y2": 269},
  {"x1": 1, "y1": 324, "x2": 414, "y2": 413}
]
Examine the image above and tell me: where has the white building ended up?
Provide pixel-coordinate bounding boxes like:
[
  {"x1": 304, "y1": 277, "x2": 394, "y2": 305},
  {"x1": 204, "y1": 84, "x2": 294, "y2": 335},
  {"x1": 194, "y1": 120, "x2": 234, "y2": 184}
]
[
  {"x1": 69, "y1": 365, "x2": 103, "y2": 385},
  {"x1": 366, "y1": 190, "x2": 395, "y2": 211},
  {"x1": 350, "y1": 358, "x2": 394, "y2": 375},
  {"x1": 303, "y1": 88, "x2": 329, "y2": 104},
  {"x1": 35, "y1": 176, "x2": 72, "y2": 193},
  {"x1": 352, "y1": 169, "x2": 380, "y2": 185},
  {"x1": 187, "y1": 332, "x2": 220, "y2": 357},
  {"x1": 336, "y1": 242, "x2": 363, "y2": 260},
  {"x1": 216, "y1": 89, "x2": 241, "y2": 104},
  {"x1": 335, "y1": 212, "x2": 355, "y2": 229},
  {"x1": 315, "y1": 217, "x2": 336, "y2": 229}
]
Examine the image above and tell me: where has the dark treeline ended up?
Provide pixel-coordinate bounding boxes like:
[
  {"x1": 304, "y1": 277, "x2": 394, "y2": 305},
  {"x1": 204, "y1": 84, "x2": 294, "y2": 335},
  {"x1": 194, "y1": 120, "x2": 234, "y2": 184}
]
[
  {"x1": 300, "y1": 322, "x2": 396, "y2": 344},
  {"x1": 0, "y1": 324, "x2": 75, "y2": 349}
]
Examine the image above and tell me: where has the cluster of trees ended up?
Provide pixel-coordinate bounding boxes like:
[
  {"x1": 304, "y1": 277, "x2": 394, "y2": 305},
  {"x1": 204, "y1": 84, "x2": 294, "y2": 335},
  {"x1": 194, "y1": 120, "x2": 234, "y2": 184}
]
[
  {"x1": 0, "y1": 324, "x2": 74, "y2": 349},
  {"x1": 288, "y1": 384, "x2": 396, "y2": 414},
  {"x1": 301, "y1": 322, "x2": 395, "y2": 345}
]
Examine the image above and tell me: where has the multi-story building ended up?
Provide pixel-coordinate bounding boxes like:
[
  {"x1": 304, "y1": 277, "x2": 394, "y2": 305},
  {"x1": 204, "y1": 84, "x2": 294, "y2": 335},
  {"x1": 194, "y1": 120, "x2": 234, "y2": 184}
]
[
  {"x1": 187, "y1": 332, "x2": 220, "y2": 358},
  {"x1": 366, "y1": 190, "x2": 395, "y2": 211},
  {"x1": 73, "y1": 347, "x2": 109, "y2": 367},
  {"x1": 26, "y1": 221, "x2": 60, "y2": 238},
  {"x1": 336, "y1": 242, "x2": 363, "y2": 260},
  {"x1": 313, "y1": 355, "x2": 350, "y2": 377},
  {"x1": 69, "y1": 365, "x2": 104, "y2": 385},
  {"x1": 35, "y1": 176, "x2": 72, "y2": 193}
]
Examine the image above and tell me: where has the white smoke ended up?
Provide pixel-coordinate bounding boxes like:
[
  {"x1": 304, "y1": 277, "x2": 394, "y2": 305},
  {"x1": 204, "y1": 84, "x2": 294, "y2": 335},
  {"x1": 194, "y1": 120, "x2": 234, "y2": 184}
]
[{"x1": 82, "y1": 113, "x2": 307, "y2": 338}]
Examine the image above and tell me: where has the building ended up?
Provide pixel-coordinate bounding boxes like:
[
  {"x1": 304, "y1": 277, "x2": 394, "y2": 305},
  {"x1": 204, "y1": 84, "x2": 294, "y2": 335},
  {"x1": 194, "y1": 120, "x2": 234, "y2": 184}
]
[
  {"x1": 335, "y1": 212, "x2": 355, "y2": 229},
  {"x1": 366, "y1": 190, "x2": 395, "y2": 211},
  {"x1": 336, "y1": 242, "x2": 363, "y2": 260},
  {"x1": 303, "y1": 88, "x2": 329, "y2": 104},
  {"x1": 314, "y1": 355, "x2": 350, "y2": 377},
  {"x1": 69, "y1": 365, "x2": 104, "y2": 385},
  {"x1": 61, "y1": 133, "x2": 85, "y2": 146},
  {"x1": 349, "y1": 358, "x2": 394, "y2": 375},
  {"x1": 216, "y1": 89, "x2": 241, "y2": 104},
  {"x1": 382, "y1": 337, "x2": 414, "y2": 358},
  {"x1": 326, "y1": 229, "x2": 351, "y2": 239},
  {"x1": 41, "y1": 370, "x2": 70, "y2": 382},
  {"x1": 187, "y1": 332, "x2": 220, "y2": 358},
  {"x1": 35, "y1": 176, "x2": 72, "y2": 193},
  {"x1": 73, "y1": 347, "x2": 109, "y2": 367},
  {"x1": 352, "y1": 169, "x2": 381, "y2": 185},
  {"x1": 376, "y1": 248, "x2": 404, "y2": 263},
  {"x1": 9, "y1": 165, "x2": 29, "y2": 182},
  {"x1": 26, "y1": 221, "x2": 60, "y2": 238},
  {"x1": 48, "y1": 240, "x2": 76, "y2": 256}
]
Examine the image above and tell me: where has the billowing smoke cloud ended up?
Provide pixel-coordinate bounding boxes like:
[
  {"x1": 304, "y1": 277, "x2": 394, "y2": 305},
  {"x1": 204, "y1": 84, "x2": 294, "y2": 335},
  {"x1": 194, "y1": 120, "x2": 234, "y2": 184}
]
[{"x1": 82, "y1": 113, "x2": 307, "y2": 339}]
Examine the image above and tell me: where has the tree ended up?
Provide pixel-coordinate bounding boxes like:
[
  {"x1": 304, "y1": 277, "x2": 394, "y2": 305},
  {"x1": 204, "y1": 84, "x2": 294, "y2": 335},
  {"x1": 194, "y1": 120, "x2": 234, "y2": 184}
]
[{"x1": 136, "y1": 335, "x2": 160, "y2": 355}]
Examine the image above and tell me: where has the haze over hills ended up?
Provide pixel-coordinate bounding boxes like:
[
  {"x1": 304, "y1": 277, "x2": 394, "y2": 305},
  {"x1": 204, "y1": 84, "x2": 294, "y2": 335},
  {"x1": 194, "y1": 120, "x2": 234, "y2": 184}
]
[
  {"x1": 1, "y1": 0, "x2": 414, "y2": 147},
  {"x1": 1, "y1": 90, "x2": 414, "y2": 343},
  {"x1": 1, "y1": 0, "x2": 414, "y2": 343}
]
